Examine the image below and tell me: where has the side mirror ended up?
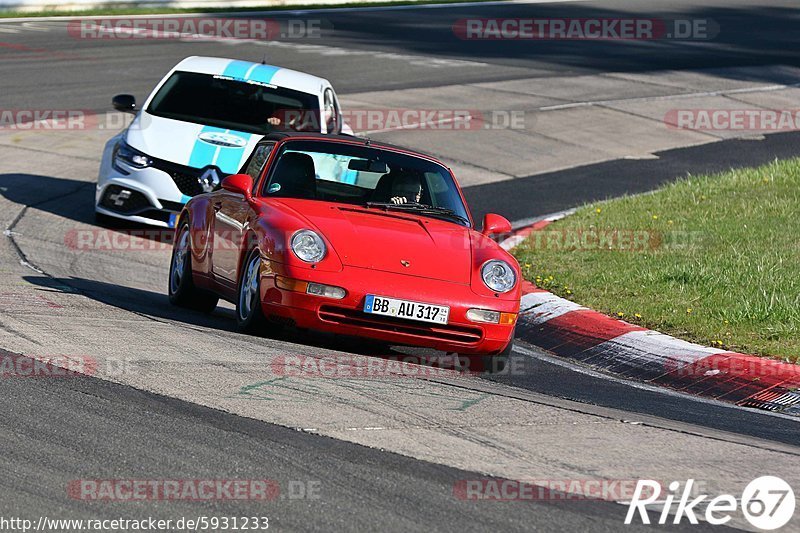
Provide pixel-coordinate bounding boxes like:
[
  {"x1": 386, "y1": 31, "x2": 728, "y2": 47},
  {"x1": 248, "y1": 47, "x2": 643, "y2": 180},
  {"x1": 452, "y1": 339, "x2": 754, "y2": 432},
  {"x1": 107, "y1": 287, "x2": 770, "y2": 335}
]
[
  {"x1": 482, "y1": 213, "x2": 512, "y2": 237},
  {"x1": 221, "y1": 174, "x2": 254, "y2": 199},
  {"x1": 112, "y1": 94, "x2": 137, "y2": 114}
]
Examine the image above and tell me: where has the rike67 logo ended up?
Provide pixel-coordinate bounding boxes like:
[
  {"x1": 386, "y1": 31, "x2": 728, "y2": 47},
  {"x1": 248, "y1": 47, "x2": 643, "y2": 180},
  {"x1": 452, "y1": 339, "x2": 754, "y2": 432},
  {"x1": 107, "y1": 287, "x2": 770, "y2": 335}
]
[{"x1": 626, "y1": 476, "x2": 795, "y2": 530}]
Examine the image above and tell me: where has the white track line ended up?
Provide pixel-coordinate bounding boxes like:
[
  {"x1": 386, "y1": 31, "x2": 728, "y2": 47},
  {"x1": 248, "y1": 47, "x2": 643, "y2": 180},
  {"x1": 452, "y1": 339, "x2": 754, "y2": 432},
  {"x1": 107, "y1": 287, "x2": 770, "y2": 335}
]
[
  {"x1": 18, "y1": 21, "x2": 54, "y2": 31},
  {"x1": 540, "y1": 83, "x2": 800, "y2": 111},
  {"x1": 509, "y1": 209, "x2": 575, "y2": 231}
]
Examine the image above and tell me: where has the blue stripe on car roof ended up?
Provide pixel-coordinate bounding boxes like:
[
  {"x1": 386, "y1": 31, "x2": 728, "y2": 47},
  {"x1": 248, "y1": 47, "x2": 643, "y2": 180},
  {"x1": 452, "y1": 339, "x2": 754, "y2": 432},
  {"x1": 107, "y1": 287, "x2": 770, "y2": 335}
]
[{"x1": 221, "y1": 60, "x2": 254, "y2": 80}]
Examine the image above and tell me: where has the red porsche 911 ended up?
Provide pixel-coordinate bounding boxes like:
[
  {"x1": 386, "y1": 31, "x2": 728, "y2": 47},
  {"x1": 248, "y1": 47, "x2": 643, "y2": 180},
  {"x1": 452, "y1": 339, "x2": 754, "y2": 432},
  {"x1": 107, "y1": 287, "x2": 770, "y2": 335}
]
[{"x1": 168, "y1": 132, "x2": 520, "y2": 371}]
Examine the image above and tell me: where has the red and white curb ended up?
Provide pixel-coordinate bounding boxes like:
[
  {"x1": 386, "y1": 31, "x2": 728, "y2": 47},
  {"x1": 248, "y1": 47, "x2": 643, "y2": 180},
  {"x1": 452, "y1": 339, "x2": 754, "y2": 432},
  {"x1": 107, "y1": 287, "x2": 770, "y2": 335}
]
[{"x1": 501, "y1": 218, "x2": 800, "y2": 416}]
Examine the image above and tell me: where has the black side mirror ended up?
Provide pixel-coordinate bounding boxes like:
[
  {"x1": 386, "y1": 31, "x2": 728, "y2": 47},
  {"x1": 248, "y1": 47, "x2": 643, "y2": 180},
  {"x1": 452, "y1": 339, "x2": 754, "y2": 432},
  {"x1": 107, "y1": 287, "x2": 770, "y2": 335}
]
[{"x1": 112, "y1": 94, "x2": 137, "y2": 114}]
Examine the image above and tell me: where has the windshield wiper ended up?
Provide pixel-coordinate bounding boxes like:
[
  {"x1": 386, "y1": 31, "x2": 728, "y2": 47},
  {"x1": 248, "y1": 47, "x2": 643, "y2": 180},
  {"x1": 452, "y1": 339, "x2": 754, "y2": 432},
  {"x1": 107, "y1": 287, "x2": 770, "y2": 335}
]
[{"x1": 365, "y1": 202, "x2": 470, "y2": 226}]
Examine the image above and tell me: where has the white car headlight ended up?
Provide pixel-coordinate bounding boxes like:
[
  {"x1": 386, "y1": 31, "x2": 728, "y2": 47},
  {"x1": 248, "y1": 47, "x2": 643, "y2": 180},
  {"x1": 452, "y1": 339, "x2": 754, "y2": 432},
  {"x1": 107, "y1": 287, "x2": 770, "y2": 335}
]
[
  {"x1": 291, "y1": 230, "x2": 327, "y2": 263},
  {"x1": 113, "y1": 139, "x2": 152, "y2": 169},
  {"x1": 481, "y1": 260, "x2": 516, "y2": 293}
]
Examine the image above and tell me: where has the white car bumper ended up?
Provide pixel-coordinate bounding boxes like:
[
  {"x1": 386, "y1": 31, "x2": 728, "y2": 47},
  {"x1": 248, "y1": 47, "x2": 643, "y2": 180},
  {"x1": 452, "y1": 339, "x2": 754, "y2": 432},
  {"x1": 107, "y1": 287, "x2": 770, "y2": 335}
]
[{"x1": 95, "y1": 134, "x2": 203, "y2": 228}]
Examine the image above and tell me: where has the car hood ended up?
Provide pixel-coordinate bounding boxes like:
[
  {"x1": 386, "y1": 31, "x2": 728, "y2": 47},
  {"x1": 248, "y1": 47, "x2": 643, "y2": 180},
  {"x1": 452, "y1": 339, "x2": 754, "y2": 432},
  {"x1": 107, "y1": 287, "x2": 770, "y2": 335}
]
[
  {"x1": 278, "y1": 201, "x2": 474, "y2": 284},
  {"x1": 125, "y1": 112, "x2": 262, "y2": 174}
]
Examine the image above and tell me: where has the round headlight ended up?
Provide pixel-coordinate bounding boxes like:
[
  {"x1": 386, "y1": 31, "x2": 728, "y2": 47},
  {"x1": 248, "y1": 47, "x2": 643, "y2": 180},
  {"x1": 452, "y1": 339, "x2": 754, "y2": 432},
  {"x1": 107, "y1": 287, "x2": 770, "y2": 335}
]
[
  {"x1": 291, "y1": 230, "x2": 327, "y2": 263},
  {"x1": 481, "y1": 260, "x2": 517, "y2": 293}
]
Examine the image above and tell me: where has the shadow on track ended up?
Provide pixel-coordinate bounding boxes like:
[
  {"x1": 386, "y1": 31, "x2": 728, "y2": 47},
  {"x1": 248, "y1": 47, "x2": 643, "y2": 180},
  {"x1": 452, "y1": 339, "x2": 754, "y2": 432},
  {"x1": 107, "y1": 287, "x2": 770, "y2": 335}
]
[
  {"x1": 23, "y1": 274, "x2": 410, "y2": 359},
  {"x1": 0, "y1": 173, "x2": 177, "y2": 245},
  {"x1": 0, "y1": 173, "x2": 95, "y2": 225}
]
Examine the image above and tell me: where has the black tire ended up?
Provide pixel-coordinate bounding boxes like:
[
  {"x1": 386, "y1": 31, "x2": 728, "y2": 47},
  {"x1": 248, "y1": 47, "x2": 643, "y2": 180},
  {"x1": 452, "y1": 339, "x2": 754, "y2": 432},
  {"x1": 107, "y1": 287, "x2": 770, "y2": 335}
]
[
  {"x1": 236, "y1": 248, "x2": 279, "y2": 336},
  {"x1": 168, "y1": 223, "x2": 218, "y2": 313}
]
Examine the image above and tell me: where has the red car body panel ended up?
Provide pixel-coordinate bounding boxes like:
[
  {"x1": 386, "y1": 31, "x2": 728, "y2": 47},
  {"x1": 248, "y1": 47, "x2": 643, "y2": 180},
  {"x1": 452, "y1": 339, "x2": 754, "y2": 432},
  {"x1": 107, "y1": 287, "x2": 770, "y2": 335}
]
[{"x1": 182, "y1": 134, "x2": 520, "y2": 355}]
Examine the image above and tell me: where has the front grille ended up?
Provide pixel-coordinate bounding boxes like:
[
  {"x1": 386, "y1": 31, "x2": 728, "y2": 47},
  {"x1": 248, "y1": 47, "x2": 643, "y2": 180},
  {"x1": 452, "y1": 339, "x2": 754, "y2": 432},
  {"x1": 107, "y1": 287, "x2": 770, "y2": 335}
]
[
  {"x1": 170, "y1": 170, "x2": 205, "y2": 196},
  {"x1": 318, "y1": 305, "x2": 483, "y2": 345},
  {"x1": 151, "y1": 159, "x2": 225, "y2": 197},
  {"x1": 100, "y1": 185, "x2": 152, "y2": 215}
]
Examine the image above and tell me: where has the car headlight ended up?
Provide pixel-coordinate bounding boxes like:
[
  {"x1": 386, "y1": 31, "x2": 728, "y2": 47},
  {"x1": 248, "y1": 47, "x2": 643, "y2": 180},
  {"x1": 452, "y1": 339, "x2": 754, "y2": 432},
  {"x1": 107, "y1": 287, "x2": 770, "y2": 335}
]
[
  {"x1": 291, "y1": 230, "x2": 327, "y2": 263},
  {"x1": 481, "y1": 260, "x2": 517, "y2": 293},
  {"x1": 113, "y1": 139, "x2": 152, "y2": 169}
]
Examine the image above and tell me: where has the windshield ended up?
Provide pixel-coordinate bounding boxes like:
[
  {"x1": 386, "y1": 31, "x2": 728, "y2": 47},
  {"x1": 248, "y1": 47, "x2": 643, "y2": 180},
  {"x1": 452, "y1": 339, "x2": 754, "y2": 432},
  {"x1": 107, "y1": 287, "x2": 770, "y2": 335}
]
[
  {"x1": 146, "y1": 71, "x2": 321, "y2": 134},
  {"x1": 262, "y1": 140, "x2": 471, "y2": 227}
]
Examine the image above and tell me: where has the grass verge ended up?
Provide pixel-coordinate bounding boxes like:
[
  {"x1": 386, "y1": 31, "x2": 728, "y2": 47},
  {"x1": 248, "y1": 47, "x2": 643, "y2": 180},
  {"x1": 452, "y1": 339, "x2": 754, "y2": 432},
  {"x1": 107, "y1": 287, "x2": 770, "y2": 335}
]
[
  {"x1": 0, "y1": 0, "x2": 495, "y2": 18},
  {"x1": 513, "y1": 158, "x2": 800, "y2": 363}
]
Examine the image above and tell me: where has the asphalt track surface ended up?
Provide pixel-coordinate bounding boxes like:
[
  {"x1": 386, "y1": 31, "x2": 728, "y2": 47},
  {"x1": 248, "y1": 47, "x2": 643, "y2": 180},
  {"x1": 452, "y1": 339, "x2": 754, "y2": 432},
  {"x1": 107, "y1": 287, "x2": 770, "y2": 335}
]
[
  {"x1": 0, "y1": 1, "x2": 799, "y2": 531},
  {"x1": 5, "y1": 369, "x2": 692, "y2": 532}
]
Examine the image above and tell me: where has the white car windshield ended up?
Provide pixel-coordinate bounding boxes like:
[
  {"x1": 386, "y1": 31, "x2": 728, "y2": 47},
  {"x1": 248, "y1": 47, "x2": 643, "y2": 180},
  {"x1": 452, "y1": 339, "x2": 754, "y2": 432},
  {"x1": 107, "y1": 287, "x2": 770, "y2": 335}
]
[{"x1": 147, "y1": 71, "x2": 321, "y2": 134}]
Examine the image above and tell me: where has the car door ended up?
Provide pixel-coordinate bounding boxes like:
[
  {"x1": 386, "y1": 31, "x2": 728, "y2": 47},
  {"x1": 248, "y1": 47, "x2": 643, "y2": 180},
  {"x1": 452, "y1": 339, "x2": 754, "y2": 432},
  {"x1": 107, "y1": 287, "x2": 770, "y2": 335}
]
[{"x1": 211, "y1": 143, "x2": 275, "y2": 291}]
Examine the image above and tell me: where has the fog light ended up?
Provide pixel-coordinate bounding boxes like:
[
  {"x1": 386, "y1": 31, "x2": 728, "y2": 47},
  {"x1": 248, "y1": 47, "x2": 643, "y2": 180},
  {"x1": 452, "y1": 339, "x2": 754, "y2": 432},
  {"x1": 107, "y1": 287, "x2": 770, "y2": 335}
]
[
  {"x1": 467, "y1": 309, "x2": 500, "y2": 323},
  {"x1": 306, "y1": 282, "x2": 346, "y2": 299},
  {"x1": 467, "y1": 309, "x2": 518, "y2": 325},
  {"x1": 276, "y1": 278, "x2": 345, "y2": 299}
]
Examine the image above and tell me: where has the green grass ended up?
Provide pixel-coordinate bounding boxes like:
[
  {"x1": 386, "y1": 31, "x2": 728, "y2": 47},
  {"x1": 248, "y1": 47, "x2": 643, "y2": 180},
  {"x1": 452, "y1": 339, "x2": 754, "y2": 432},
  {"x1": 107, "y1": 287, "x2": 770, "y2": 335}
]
[
  {"x1": 513, "y1": 158, "x2": 800, "y2": 363},
  {"x1": 0, "y1": 0, "x2": 494, "y2": 18}
]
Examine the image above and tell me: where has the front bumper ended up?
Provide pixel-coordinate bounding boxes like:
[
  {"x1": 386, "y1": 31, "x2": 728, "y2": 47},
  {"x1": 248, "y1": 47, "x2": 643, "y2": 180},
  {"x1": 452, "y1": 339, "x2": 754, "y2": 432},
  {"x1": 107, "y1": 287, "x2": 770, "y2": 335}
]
[
  {"x1": 258, "y1": 264, "x2": 519, "y2": 355},
  {"x1": 96, "y1": 148, "x2": 210, "y2": 228}
]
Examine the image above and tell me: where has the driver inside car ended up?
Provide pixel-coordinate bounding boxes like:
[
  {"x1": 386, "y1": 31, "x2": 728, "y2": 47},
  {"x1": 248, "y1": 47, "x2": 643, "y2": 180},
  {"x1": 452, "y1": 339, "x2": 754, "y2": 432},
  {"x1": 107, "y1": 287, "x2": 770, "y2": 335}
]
[
  {"x1": 390, "y1": 174, "x2": 423, "y2": 205},
  {"x1": 267, "y1": 108, "x2": 320, "y2": 132}
]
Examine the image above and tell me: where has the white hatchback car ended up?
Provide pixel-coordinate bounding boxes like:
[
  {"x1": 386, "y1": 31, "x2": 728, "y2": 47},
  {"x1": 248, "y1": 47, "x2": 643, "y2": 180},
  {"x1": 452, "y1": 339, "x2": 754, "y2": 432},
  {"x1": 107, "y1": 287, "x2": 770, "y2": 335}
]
[{"x1": 96, "y1": 55, "x2": 351, "y2": 227}]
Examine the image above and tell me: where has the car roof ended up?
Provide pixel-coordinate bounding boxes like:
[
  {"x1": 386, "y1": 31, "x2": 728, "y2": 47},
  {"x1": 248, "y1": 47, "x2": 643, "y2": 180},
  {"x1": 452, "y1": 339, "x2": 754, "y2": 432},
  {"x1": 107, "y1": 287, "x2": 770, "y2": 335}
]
[{"x1": 173, "y1": 56, "x2": 331, "y2": 94}]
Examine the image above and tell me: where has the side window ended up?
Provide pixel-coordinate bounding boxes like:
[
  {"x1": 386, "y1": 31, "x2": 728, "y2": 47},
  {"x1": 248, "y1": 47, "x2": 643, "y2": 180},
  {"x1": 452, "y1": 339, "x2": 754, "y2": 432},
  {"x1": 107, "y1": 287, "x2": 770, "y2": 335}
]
[
  {"x1": 243, "y1": 142, "x2": 274, "y2": 183},
  {"x1": 323, "y1": 88, "x2": 339, "y2": 134}
]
